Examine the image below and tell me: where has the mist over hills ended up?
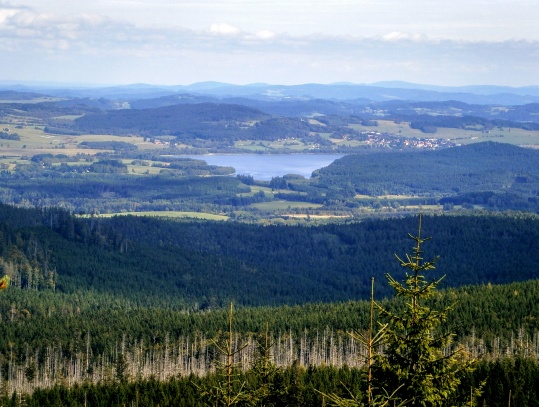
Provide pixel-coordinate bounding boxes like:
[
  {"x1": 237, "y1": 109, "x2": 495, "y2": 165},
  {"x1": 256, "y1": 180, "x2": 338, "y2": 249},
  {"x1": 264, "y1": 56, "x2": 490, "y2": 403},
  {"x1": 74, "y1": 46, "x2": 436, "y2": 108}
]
[
  {"x1": 3, "y1": 81, "x2": 539, "y2": 105},
  {"x1": 4, "y1": 81, "x2": 539, "y2": 130},
  {"x1": 370, "y1": 81, "x2": 539, "y2": 96}
]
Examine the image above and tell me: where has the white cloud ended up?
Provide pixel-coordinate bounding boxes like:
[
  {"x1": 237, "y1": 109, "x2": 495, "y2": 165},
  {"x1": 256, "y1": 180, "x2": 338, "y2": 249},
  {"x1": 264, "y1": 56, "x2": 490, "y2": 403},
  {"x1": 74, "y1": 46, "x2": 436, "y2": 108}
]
[
  {"x1": 381, "y1": 31, "x2": 427, "y2": 43},
  {"x1": 255, "y1": 30, "x2": 275, "y2": 40},
  {"x1": 12, "y1": 0, "x2": 537, "y2": 43},
  {"x1": 0, "y1": 8, "x2": 17, "y2": 24},
  {"x1": 1, "y1": 1, "x2": 539, "y2": 86},
  {"x1": 1, "y1": 6, "x2": 538, "y2": 59},
  {"x1": 209, "y1": 23, "x2": 240, "y2": 35}
]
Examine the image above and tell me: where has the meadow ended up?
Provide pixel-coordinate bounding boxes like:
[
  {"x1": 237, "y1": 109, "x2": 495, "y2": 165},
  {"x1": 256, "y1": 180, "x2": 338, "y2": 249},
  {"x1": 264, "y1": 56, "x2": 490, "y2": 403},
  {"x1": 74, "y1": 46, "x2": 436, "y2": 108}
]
[
  {"x1": 351, "y1": 120, "x2": 539, "y2": 148},
  {"x1": 90, "y1": 211, "x2": 229, "y2": 220}
]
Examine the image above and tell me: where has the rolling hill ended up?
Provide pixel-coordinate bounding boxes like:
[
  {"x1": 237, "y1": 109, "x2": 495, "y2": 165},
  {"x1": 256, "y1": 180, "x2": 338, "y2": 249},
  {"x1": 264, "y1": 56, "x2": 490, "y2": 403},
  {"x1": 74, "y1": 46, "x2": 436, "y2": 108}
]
[{"x1": 311, "y1": 142, "x2": 539, "y2": 199}]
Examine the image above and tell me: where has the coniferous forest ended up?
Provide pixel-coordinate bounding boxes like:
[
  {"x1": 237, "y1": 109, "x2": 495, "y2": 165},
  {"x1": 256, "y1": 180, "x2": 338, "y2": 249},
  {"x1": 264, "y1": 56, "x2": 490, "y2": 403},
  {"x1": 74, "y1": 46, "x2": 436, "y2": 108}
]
[
  {"x1": 2, "y1": 86, "x2": 539, "y2": 405},
  {"x1": 0, "y1": 204, "x2": 538, "y2": 405}
]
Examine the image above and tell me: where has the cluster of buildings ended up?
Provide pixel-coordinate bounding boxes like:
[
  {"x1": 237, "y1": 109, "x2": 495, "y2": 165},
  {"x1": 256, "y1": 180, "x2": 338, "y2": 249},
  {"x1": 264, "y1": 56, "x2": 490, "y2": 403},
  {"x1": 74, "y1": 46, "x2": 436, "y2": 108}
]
[{"x1": 360, "y1": 130, "x2": 455, "y2": 149}]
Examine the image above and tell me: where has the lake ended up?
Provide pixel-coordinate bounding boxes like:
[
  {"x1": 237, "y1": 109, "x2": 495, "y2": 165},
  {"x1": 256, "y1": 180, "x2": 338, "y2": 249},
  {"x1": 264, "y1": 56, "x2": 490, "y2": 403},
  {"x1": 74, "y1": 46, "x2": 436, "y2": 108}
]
[{"x1": 178, "y1": 154, "x2": 344, "y2": 180}]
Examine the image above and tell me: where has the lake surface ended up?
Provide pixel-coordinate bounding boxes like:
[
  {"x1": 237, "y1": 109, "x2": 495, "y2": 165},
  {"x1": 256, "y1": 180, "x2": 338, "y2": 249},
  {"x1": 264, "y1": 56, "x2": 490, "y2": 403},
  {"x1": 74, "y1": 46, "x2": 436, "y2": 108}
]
[{"x1": 179, "y1": 154, "x2": 344, "y2": 180}]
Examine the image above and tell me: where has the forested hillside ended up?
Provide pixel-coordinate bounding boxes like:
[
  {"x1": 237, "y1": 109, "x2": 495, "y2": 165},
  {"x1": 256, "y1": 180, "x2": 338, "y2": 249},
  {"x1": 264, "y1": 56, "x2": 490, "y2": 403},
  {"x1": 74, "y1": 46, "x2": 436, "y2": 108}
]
[
  {"x1": 0, "y1": 170, "x2": 245, "y2": 214},
  {"x1": 65, "y1": 102, "x2": 359, "y2": 147},
  {"x1": 1, "y1": 204, "x2": 539, "y2": 306},
  {"x1": 312, "y1": 141, "x2": 539, "y2": 203},
  {"x1": 1, "y1": 203, "x2": 539, "y2": 404},
  {"x1": 1, "y1": 219, "x2": 539, "y2": 405},
  {"x1": 2, "y1": 277, "x2": 539, "y2": 357},
  {"x1": 72, "y1": 103, "x2": 271, "y2": 138}
]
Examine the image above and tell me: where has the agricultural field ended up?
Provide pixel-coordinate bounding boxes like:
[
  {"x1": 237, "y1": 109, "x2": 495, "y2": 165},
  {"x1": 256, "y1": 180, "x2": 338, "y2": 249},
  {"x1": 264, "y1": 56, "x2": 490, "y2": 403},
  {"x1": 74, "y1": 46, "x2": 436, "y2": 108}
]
[
  {"x1": 350, "y1": 119, "x2": 539, "y2": 148},
  {"x1": 90, "y1": 211, "x2": 229, "y2": 220},
  {"x1": 0, "y1": 120, "x2": 164, "y2": 160},
  {"x1": 250, "y1": 200, "x2": 323, "y2": 211},
  {"x1": 0, "y1": 125, "x2": 118, "y2": 156},
  {"x1": 237, "y1": 185, "x2": 275, "y2": 196},
  {"x1": 234, "y1": 136, "x2": 323, "y2": 151}
]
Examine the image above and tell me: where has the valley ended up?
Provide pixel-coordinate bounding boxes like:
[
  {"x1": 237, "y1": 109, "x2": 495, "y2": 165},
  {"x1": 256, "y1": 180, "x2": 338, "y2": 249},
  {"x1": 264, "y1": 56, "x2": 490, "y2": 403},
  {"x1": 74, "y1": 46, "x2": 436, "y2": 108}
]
[{"x1": 0, "y1": 82, "x2": 538, "y2": 405}]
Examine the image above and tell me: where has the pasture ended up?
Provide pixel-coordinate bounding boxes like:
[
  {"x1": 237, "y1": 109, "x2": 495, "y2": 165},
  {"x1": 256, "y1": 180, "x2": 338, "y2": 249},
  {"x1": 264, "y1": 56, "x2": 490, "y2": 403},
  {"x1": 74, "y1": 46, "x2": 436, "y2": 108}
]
[
  {"x1": 85, "y1": 211, "x2": 229, "y2": 221},
  {"x1": 250, "y1": 200, "x2": 323, "y2": 211},
  {"x1": 350, "y1": 120, "x2": 539, "y2": 147}
]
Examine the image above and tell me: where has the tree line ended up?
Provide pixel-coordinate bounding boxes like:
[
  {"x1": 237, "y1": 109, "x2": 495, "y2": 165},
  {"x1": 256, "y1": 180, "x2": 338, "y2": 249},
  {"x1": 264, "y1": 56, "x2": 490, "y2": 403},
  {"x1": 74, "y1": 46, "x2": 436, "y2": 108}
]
[
  {"x1": 1, "y1": 204, "x2": 539, "y2": 307},
  {"x1": 1, "y1": 216, "x2": 539, "y2": 405}
]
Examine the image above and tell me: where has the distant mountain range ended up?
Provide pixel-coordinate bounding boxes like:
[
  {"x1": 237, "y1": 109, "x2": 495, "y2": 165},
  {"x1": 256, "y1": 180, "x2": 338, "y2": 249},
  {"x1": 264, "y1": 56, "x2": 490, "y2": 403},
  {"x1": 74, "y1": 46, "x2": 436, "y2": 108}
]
[
  {"x1": 2, "y1": 81, "x2": 539, "y2": 105},
  {"x1": 4, "y1": 82, "x2": 539, "y2": 139}
]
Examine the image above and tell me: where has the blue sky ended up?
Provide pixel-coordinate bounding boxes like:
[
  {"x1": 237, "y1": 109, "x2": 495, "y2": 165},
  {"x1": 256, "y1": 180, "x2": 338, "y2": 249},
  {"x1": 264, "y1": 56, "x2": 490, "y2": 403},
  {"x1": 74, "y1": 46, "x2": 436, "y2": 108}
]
[{"x1": 1, "y1": 0, "x2": 538, "y2": 87}]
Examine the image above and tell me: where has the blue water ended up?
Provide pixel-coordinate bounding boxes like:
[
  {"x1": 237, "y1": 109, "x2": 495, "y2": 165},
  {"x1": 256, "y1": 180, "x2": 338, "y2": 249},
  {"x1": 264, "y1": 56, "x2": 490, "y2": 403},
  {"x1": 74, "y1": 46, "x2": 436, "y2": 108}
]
[{"x1": 178, "y1": 154, "x2": 344, "y2": 181}]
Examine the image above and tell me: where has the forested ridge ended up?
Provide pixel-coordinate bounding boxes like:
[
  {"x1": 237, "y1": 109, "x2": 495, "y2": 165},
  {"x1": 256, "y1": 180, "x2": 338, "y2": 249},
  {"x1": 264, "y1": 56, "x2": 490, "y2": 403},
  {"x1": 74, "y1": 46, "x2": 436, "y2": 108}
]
[
  {"x1": 0, "y1": 171, "x2": 246, "y2": 214},
  {"x1": 0, "y1": 282, "x2": 538, "y2": 405},
  {"x1": 1, "y1": 277, "x2": 539, "y2": 355},
  {"x1": 1, "y1": 210, "x2": 539, "y2": 404},
  {"x1": 313, "y1": 141, "x2": 539, "y2": 197},
  {"x1": 1, "y1": 204, "x2": 539, "y2": 404},
  {"x1": 1, "y1": 204, "x2": 539, "y2": 305},
  {"x1": 71, "y1": 103, "x2": 272, "y2": 139}
]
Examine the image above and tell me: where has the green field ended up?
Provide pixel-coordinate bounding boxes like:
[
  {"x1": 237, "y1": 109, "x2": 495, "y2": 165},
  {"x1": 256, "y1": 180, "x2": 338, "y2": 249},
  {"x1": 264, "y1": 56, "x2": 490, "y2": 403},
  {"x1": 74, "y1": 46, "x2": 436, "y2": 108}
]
[
  {"x1": 0, "y1": 123, "x2": 166, "y2": 157},
  {"x1": 238, "y1": 185, "x2": 309, "y2": 197},
  {"x1": 237, "y1": 185, "x2": 274, "y2": 196},
  {"x1": 350, "y1": 120, "x2": 539, "y2": 148},
  {"x1": 85, "y1": 211, "x2": 229, "y2": 220},
  {"x1": 250, "y1": 200, "x2": 323, "y2": 211}
]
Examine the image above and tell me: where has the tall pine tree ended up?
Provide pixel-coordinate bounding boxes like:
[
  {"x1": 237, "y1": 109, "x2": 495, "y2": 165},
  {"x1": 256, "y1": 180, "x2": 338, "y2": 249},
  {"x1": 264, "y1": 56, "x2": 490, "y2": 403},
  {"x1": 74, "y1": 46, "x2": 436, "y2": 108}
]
[
  {"x1": 372, "y1": 214, "x2": 475, "y2": 406},
  {"x1": 198, "y1": 303, "x2": 249, "y2": 407}
]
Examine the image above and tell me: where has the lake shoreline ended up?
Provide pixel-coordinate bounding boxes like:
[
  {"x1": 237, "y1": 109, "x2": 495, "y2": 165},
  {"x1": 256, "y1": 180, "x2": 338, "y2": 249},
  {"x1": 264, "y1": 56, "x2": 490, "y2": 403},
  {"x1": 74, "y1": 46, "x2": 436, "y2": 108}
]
[{"x1": 169, "y1": 153, "x2": 345, "y2": 181}]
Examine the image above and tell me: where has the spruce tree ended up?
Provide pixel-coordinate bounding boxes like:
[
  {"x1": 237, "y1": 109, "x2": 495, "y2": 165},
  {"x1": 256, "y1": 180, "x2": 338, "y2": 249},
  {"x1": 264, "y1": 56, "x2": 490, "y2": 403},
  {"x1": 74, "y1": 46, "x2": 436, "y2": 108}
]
[
  {"x1": 372, "y1": 214, "x2": 475, "y2": 406},
  {"x1": 198, "y1": 303, "x2": 249, "y2": 407},
  {"x1": 247, "y1": 323, "x2": 284, "y2": 406},
  {"x1": 321, "y1": 278, "x2": 404, "y2": 407}
]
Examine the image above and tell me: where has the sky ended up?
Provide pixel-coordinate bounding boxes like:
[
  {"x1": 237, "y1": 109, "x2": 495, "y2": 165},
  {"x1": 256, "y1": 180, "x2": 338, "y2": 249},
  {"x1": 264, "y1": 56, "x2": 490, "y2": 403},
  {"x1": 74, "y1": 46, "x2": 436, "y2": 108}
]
[{"x1": 1, "y1": 0, "x2": 538, "y2": 87}]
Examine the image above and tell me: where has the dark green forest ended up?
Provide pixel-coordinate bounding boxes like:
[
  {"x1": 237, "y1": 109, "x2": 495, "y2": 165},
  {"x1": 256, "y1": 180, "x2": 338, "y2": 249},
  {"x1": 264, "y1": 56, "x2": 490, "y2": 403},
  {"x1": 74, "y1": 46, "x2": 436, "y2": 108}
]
[
  {"x1": 0, "y1": 359, "x2": 537, "y2": 407},
  {"x1": 2, "y1": 274, "x2": 539, "y2": 360},
  {"x1": 0, "y1": 203, "x2": 539, "y2": 404},
  {"x1": 1, "y1": 204, "x2": 539, "y2": 305},
  {"x1": 313, "y1": 141, "x2": 539, "y2": 197},
  {"x1": 0, "y1": 169, "x2": 245, "y2": 213}
]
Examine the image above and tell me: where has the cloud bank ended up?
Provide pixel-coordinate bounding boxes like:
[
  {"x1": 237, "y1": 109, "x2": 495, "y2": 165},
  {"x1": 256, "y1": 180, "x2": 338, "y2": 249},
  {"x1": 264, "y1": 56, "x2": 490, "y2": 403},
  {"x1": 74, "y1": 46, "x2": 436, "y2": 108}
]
[{"x1": 1, "y1": 1, "x2": 538, "y2": 86}]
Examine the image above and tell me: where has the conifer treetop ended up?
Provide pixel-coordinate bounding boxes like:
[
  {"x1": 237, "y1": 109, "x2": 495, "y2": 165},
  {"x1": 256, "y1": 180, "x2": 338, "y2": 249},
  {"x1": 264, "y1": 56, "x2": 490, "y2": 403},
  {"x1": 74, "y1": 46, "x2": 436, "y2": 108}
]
[{"x1": 373, "y1": 214, "x2": 476, "y2": 407}]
